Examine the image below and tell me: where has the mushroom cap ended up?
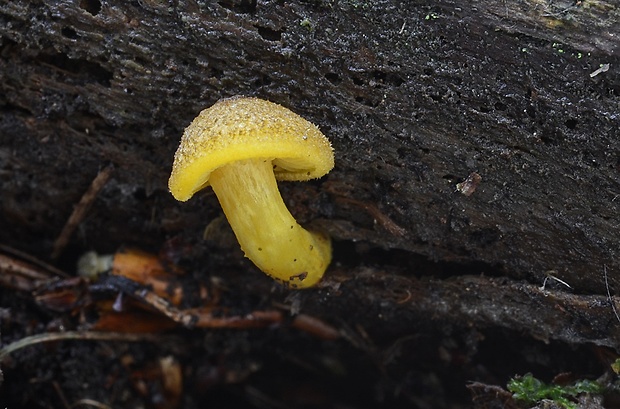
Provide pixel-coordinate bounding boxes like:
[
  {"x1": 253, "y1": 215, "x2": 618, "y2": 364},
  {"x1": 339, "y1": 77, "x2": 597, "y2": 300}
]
[{"x1": 169, "y1": 96, "x2": 334, "y2": 202}]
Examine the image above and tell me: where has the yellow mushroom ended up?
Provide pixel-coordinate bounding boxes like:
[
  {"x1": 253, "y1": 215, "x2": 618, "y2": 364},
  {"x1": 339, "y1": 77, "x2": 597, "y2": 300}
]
[{"x1": 168, "y1": 96, "x2": 334, "y2": 288}]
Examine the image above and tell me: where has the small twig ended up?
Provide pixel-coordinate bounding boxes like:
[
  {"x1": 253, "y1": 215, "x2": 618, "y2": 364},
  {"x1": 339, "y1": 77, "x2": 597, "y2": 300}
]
[
  {"x1": 92, "y1": 274, "x2": 198, "y2": 327},
  {"x1": 336, "y1": 197, "x2": 407, "y2": 237},
  {"x1": 53, "y1": 381, "x2": 72, "y2": 409},
  {"x1": 540, "y1": 272, "x2": 572, "y2": 291},
  {"x1": 0, "y1": 331, "x2": 160, "y2": 363},
  {"x1": 398, "y1": 21, "x2": 406, "y2": 34},
  {"x1": 52, "y1": 165, "x2": 114, "y2": 259},
  {"x1": 70, "y1": 399, "x2": 113, "y2": 409},
  {"x1": 134, "y1": 288, "x2": 197, "y2": 327},
  {"x1": 0, "y1": 254, "x2": 53, "y2": 291},
  {"x1": 590, "y1": 63, "x2": 610, "y2": 78},
  {"x1": 190, "y1": 309, "x2": 283, "y2": 329},
  {"x1": 291, "y1": 314, "x2": 341, "y2": 340},
  {"x1": 0, "y1": 244, "x2": 69, "y2": 278},
  {"x1": 604, "y1": 265, "x2": 620, "y2": 324}
]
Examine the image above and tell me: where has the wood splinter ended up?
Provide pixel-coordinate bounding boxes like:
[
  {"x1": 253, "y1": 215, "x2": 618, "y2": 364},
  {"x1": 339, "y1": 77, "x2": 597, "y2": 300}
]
[{"x1": 51, "y1": 165, "x2": 114, "y2": 260}]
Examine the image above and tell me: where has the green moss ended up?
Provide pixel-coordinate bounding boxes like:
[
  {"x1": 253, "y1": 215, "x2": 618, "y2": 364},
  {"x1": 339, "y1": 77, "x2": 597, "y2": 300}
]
[
  {"x1": 300, "y1": 18, "x2": 313, "y2": 31},
  {"x1": 611, "y1": 358, "x2": 620, "y2": 374},
  {"x1": 507, "y1": 373, "x2": 602, "y2": 409}
]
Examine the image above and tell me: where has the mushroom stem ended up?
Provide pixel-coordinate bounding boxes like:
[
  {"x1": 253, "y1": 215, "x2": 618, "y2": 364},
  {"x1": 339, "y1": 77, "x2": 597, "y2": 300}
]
[{"x1": 209, "y1": 158, "x2": 331, "y2": 288}]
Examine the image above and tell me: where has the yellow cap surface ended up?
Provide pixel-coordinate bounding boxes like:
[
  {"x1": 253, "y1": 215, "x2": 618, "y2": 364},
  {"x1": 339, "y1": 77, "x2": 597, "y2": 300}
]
[{"x1": 169, "y1": 96, "x2": 334, "y2": 202}]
